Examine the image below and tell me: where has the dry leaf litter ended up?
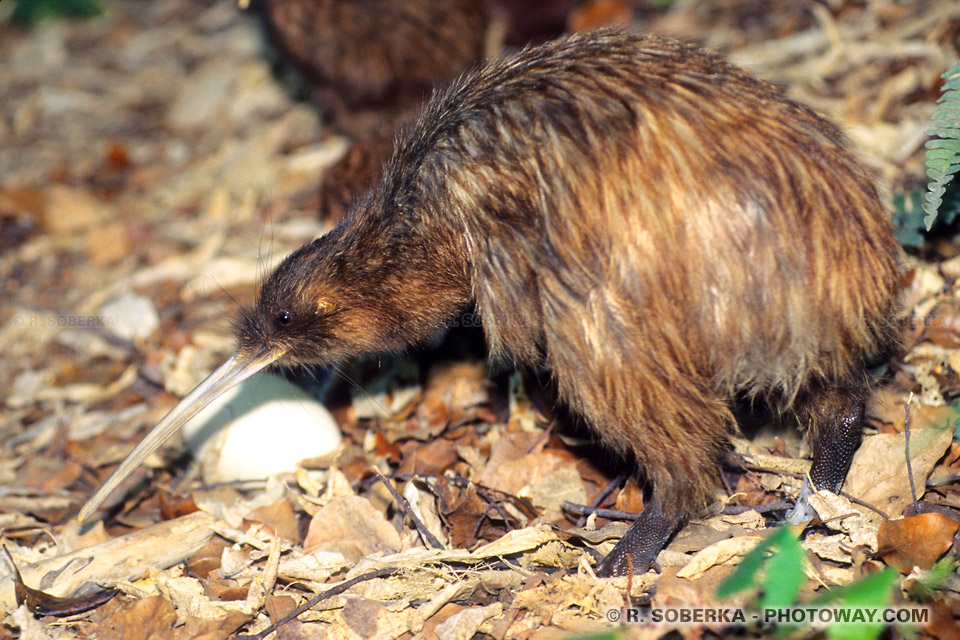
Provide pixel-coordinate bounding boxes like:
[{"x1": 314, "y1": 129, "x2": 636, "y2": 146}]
[{"x1": 1, "y1": 0, "x2": 959, "y2": 638}]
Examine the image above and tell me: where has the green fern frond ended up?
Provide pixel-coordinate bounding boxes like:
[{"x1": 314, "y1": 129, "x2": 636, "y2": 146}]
[
  {"x1": 925, "y1": 60, "x2": 960, "y2": 229},
  {"x1": 8, "y1": 0, "x2": 103, "y2": 26}
]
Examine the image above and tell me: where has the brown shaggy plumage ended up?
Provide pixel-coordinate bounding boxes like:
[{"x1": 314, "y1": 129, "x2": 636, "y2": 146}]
[
  {"x1": 240, "y1": 29, "x2": 903, "y2": 573},
  {"x1": 261, "y1": 0, "x2": 488, "y2": 134}
]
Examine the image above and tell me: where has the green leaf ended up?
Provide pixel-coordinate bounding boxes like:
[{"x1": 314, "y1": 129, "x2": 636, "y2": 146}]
[
  {"x1": 9, "y1": 0, "x2": 104, "y2": 26},
  {"x1": 924, "y1": 59, "x2": 960, "y2": 230},
  {"x1": 842, "y1": 569, "x2": 898, "y2": 607},
  {"x1": 760, "y1": 530, "x2": 804, "y2": 609},
  {"x1": 909, "y1": 557, "x2": 958, "y2": 600},
  {"x1": 825, "y1": 569, "x2": 898, "y2": 640},
  {"x1": 716, "y1": 528, "x2": 796, "y2": 599}
]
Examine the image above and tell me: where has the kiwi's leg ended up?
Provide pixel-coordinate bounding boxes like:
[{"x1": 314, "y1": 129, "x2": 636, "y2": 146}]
[
  {"x1": 595, "y1": 496, "x2": 679, "y2": 577},
  {"x1": 787, "y1": 385, "x2": 866, "y2": 524}
]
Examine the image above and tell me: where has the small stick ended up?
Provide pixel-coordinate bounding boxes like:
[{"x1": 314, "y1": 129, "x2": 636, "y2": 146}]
[
  {"x1": 904, "y1": 394, "x2": 918, "y2": 511},
  {"x1": 577, "y1": 472, "x2": 629, "y2": 527},
  {"x1": 373, "y1": 469, "x2": 445, "y2": 550},
  {"x1": 474, "y1": 486, "x2": 520, "y2": 530},
  {"x1": 235, "y1": 568, "x2": 399, "y2": 640},
  {"x1": 818, "y1": 512, "x2": 861, "y2": 527},
  {"x1": 562, "y1": 502, "x2": 640, "y2": 521},
  {"x1": 927, "y1": 473, "x2": 960, "y2": 488},
  {"x1": 836, "y1": 491, "x2": 890, "y2": 520},
  {"x1": 365, "y1": 472, "x2": 538, "y2": 518},
  {"x1": 475, "y1": 500, "x2": 516, "y2": 534}
]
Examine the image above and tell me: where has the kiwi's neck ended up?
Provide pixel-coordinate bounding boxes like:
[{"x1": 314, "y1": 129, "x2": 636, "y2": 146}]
[{"x1": 333, "y1": 197, "x2": 473, "y2": 352}]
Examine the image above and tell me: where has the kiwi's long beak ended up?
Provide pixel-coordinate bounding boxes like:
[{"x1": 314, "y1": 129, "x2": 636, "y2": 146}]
[{"x1": 78, "y1": 347, "x2": 284, "y2": 522}]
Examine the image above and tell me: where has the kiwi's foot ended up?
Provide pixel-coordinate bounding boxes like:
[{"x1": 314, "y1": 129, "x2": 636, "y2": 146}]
[{"x1": 595, "y1": 500, "x2": 679, "y2": 577}]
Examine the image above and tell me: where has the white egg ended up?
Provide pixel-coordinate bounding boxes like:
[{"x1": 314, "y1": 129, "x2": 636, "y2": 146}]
[{"x1": 181, "y1": 372, "x2": 341, "y2": 483}]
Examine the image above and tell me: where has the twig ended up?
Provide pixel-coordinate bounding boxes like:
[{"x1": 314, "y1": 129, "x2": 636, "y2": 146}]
[
  {"x1": 474, "y1": 495, "x2": 517, "y2": 533},
  {"x1": 234, "y1": 568, "x2": 399, "y2": 640},
  {"x1": 837, "y1": 490, "x2": 890, "y2": 520},
  {"x1": 905, "y1": 393, "x2": 918, "y2": 509},
  {"x1": 474, "y1": 486, "x2": 522, "y2": 530},
  {"x1": 562, "y1": 501, "x2": 639, "y2": 521},
  {"x1": 577, "y1": 472, "x2": 629, "y2": 527},
  {"x1": 927, "y1": 473, "x2": 960, "y2": 488},
  {"x1": 363, "y1": 472, "x2": 538, "y2": 519},
  {"x1": 908, "y1": 501, "x2": 960, "y2": 520},
  {"x1": 373, "y1": 469, "x2": 445, "y2": 550},
  {"x1": 818, "y1": 512, "x2": 861, "y2": 527}
]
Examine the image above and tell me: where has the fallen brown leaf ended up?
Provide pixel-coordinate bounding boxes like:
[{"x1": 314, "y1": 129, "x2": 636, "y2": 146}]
[
  {"x1": 437, "y1": 479, "x2": 488, "y2": 549},
  {"x1": 159, "y1": 493, "x2": 200, "y2": 521},
  {"x1": 614, "y1": 478, "x2": 644, "y2": 514},
  {"x1": 96, "y1": 594, "x2": 249, "y2": 640},
  {"x1": 186, "y1": 537, "x2": 231, "y2": 580},
  {"x1": 303, "y1": 495, "x2": 401, "y2": 557},
  {"x1": 846, "y1": 428, "x2": 953, "y2": 517},
  {"x1": 396, "y1": 437, "x2": 459, "y2": 476},
  {"x1": 96, "y1": 596, "x2": 177, "y2": 640},
  {"x1": 244, "y1": 498, "x2": 300, "y2": 543},
  {"x1": 420, "y1": 602, "x2": 466, "y2": 639},
  {"x1": 877, "y1": 513, "x2": 959, "y2": 571},
  {"x1": 264, "y1": 593, "x2": 298, "y2": 624},
  {"x1": 342, "y1": 598, "x2": 385, "y2": 637},
  {"x1": 4, "y1": 546, "x2": 117, "y2": 617},
  {"x1": 656, "y1": 563, "x2": 737, "y2": 609}
]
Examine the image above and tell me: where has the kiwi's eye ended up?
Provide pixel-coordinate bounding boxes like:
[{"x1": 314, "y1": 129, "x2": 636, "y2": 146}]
[{"x1": 276, "y1": 310, "x2": 293, "y2": 327}]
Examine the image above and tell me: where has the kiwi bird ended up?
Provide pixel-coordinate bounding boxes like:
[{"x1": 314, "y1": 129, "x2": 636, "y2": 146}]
[
  {"x1": 260, "y1": 0, "x2": 488, "y2": 134},
  {"x1": 80, "y1": 29, "x2": 903, "y2": 576}
]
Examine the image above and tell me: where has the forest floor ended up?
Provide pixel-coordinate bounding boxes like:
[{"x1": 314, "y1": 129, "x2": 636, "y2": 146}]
[{"x1": 1, "y1": 0, "x2": 959, "y2": 638}]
